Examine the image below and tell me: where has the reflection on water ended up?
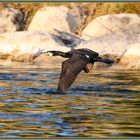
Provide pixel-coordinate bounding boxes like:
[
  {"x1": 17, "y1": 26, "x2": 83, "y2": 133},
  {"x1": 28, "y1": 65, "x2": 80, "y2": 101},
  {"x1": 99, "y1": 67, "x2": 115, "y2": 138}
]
[{"x1": 0, "y1": 67, "x2": 139, "y2": 138}]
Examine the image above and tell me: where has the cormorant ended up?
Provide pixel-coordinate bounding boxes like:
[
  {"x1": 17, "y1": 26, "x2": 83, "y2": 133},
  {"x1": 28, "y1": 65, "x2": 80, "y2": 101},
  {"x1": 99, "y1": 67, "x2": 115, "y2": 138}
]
[{"x1": 44, "y1": 48, "x2": 114, "y2": 93}]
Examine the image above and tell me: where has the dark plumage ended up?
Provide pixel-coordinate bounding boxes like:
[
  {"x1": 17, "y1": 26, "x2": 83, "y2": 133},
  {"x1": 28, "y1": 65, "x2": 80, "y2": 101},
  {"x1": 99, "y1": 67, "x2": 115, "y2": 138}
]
[{"x1": 44, "y1": 48, "x2": 114, "y2": 93}]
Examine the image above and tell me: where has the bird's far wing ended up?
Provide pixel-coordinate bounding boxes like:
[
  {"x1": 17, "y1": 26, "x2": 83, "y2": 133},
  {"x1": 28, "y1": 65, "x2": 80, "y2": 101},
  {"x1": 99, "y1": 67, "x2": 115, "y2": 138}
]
[
  {"x1": 57, "y1": 55, "x2": 90, "y2": 93},
  {"x1": 83, "y1": 63, "x2": 94, "y2": 73}
]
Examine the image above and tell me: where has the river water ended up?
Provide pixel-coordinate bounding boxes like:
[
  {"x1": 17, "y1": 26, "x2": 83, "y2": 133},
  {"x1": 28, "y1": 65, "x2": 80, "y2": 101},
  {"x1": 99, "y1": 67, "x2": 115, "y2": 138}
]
[{"x1": 0, "y1": 67, "x2": 139, "y2": 138}]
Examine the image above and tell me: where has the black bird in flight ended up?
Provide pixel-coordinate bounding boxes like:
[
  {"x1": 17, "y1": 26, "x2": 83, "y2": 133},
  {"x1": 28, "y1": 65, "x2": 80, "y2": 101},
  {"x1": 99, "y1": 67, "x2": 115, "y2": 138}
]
[{"x1": 43, "y1": 48, "x2": 114, "y2": 93}]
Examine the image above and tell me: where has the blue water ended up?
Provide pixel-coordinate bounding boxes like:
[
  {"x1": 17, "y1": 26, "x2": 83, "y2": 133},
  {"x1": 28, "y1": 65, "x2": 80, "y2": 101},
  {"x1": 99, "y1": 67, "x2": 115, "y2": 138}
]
[{"x1": 0, "y1": 67, "x2": 139, "y2": 138}]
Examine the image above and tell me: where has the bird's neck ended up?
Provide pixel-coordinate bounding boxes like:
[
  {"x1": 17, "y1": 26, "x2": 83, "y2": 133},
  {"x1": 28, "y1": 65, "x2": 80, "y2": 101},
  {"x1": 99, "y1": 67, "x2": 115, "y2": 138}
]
[{"x1": 54, "y1": 51, "x2": 70, "y2": 58}]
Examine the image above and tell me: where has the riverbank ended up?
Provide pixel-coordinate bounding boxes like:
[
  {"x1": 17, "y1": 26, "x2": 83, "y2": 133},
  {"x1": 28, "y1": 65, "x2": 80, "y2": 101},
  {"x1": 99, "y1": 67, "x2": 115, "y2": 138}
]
[{"x1": 0, "y1": 3, "x2": 140, "y2": 69}]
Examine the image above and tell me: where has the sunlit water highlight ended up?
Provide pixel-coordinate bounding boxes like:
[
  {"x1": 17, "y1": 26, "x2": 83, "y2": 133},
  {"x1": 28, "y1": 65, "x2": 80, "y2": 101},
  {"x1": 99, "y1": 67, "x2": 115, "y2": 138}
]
[{"x1": 0, "y1": 67, "x2": 139, "y2": 138}]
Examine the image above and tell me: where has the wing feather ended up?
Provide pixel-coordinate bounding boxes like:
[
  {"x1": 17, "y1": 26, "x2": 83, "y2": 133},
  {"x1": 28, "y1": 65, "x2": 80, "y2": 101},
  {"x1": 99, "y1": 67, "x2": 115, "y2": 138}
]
[
  {"x1": 57, "y1": 55, "x2": 90, "y2": 92},
  {"x1": 83, "y1": 63, "x2": 94, "y2": 73}
]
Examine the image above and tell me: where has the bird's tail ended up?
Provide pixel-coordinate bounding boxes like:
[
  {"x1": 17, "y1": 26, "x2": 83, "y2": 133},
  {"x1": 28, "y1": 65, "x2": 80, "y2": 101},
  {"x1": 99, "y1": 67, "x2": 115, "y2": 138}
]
[{"x1": 97, "y1": 57, "x2": 114, "y2": 64}]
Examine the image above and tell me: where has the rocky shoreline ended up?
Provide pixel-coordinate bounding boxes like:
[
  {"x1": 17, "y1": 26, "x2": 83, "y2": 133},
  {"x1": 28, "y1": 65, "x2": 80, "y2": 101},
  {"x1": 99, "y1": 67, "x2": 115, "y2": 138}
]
[{"x1": 0, "y1": 6, "x2": 140, "y2": 69}]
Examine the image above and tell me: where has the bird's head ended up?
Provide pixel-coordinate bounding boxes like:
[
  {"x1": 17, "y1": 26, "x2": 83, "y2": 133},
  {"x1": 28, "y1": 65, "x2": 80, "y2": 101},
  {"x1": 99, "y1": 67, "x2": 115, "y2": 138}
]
[
  {"x1": 43, "y1": 50, "x2": 67, "y2": 57},
  {"x1": 45, "y1": 51, "x2": 53, "y2": 56},
  {"x1": 44, "y1": 51, "x2": 57, "y2": 56}
]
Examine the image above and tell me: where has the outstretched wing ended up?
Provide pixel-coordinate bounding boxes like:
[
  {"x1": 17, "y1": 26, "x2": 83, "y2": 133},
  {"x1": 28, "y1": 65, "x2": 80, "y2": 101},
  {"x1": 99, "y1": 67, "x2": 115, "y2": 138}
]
[{"x1": 57, "y1": 55, "x2": 90, "y2": 93}]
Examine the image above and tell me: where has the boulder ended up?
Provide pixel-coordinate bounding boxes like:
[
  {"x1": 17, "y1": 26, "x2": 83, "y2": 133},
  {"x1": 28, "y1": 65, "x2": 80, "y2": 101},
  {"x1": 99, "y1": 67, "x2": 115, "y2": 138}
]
[
  {"x1": 28, "y1": 6, "x2": 85, "y2": 34},
  {"x1": 68, "y1": 6, "x2": 85, "y2": 32},
  {"x1": 119, "y1": 44, "x2": 140, "y2": 70},
  {"x1": 53, "y1": 29, "x2": 85, "y2": 47},
  {"x1": 0, "y1": 7, "x2": 24, "y2": 33},
  {"x1": 0, "y1": 31, "x2": 70, "y2": 63},
  {"x1": 0, "y1": 12, "x2": 140, "y2": 69},
  {"x1": 82, "y1": 14, "x2": 140, "y2": 40},
  {"x1": 77, "y1": 22, "x2": 140, "y2": 68}
]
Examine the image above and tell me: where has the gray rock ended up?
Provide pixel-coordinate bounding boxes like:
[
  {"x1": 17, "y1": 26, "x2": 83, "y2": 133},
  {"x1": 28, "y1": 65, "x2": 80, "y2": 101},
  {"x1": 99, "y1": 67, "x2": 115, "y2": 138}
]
[
  {"x1": 119, "y1": 43, "x2": 140, "y2": 70},
  {"x1": 0, "y1": 31, "x2": 69, "y2": 63},
  {"x1": 82, "y1": 14, "x2": 140, "y2": 40},
  {"x1": 52, "y1": 29, "x2": 85, "y2": 48},
  {"x1": 0, "y1": 7, "x2": 24, "y2": 33},
  {"x1": 67, "y1": 6, "x2": 85, "y2": 32},
  {"x1": 28, "y1": 6, "x2": 85, "y2": 34},
  {"x1": 0, "y1": 12, "x2": 140, "y2": 69}
]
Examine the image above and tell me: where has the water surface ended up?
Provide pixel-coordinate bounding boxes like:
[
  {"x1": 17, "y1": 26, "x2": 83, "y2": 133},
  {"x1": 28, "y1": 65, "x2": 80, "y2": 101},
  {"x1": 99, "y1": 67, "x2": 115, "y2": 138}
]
[{"x1": 0, "y1": 67, "x2": 139, "y2": 138}]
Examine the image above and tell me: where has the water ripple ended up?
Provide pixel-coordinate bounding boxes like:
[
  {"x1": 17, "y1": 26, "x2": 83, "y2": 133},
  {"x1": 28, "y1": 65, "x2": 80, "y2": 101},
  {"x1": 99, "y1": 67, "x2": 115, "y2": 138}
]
[{"x1": 0, "y1": 68, "x2": 139, "y2": 138}]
